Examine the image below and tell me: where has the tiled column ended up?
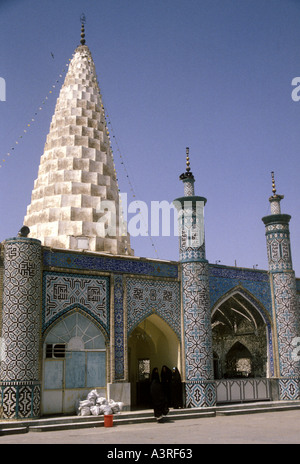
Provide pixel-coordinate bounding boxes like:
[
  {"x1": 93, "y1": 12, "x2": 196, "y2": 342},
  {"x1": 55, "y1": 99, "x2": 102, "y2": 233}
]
[
  {"x1": 0, "y1": 237, "x2": 42, "y2": 418},
  {"x1": 174, "y1": 149, "x2": 215, "y2": 407},
  {"x1": 262, "y1": 175, "x2": 300, "y2": 400}
]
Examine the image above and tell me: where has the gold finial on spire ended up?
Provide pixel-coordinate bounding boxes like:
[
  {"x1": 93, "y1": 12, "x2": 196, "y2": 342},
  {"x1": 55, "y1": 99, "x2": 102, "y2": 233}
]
[
  {"x1": 271, "y1": 171, "x2": 276, "y2": 196},
  {"x1": 186, "y1": 147, "x2": 190, "y2": 172},
  {"x1": 179, "y1": 146, "x2": 194, "y2": 181},
  {"x1": 269, "y1": 171, "x2": 284, "y2": 213},
  {"x1": 80, "y1": 14, "x2": 86, "y2": 45}
]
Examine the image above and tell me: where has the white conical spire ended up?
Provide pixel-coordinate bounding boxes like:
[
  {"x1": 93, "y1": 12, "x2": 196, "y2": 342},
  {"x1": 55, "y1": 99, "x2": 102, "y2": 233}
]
[{"x1": 24, "y1": 28, "x2": 133, "y2": 256}]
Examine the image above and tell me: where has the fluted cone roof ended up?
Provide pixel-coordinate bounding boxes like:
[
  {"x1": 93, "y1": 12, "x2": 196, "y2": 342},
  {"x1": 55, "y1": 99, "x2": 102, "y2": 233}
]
[{"x1": 24, "y1": 43, "x2": 133, "y2": 256}]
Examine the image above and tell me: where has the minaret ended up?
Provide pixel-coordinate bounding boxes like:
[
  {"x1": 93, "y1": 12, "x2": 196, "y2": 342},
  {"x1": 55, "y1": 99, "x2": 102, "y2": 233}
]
[
  {"x1": 24, "y1": 23, "x2": 133, "y2": 256},
  {"x1": 174, "y1": 148, "x2": 215, "y2": 407},
  {"x1": 262, "y1": 172, "x2": 300, "y2": 400}
]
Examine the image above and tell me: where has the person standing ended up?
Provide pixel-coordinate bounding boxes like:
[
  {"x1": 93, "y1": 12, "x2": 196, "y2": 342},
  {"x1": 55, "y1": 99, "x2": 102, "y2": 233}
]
[
  {"x1": 150, "y1": 367, "x2": 169, "y2": 422},
  {"x1": 171, "y1": 367, "x2": 183, "y2": 409},
  {"x1": 161, "y1": 365, "x2": 172, "y2": 407}
]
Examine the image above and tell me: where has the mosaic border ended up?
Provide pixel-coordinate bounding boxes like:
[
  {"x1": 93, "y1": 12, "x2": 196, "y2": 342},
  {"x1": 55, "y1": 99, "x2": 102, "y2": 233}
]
[
  {"x1": 113, "y1": 275, "x2": 125, "y2": 380},
  {"x1": 185, "y1": 381, "x2": 216, "y2": 408},
  {"x1": 43, "y1": 250, "x2": 178, "y2": 278},
  {"x1": 126, "y1": 278, "x2": 181, "y2": 338},
  {"x1": 42, "y1": 271, "x2": 110, "y2": 334},
  {"x1": 0, "y1": 382, "x2": 41, "y2": 419},
  {"x1": 279, "y1": 378, "x2": 300, "y2": 400}
]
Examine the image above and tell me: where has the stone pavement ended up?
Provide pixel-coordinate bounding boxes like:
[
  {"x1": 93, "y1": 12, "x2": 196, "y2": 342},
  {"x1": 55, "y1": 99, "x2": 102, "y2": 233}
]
[{"x1": 1, "y1": 409, "x2": 300, "y2": 445}]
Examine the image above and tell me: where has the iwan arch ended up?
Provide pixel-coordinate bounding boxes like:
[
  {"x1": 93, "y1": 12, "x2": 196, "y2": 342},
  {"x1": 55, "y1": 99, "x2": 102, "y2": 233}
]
[
  {"x1": 0, "y1": 24, "x2": 299, "y2": 419},
  {"x1": 212, "y1": 286, "x2": 272, "y2": 378}
]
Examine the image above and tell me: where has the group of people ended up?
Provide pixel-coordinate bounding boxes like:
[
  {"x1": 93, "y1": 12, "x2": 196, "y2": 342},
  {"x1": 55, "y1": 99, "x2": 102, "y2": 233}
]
[{"x1": 150, "y1": 365, "x2": 183, "y2": 422}]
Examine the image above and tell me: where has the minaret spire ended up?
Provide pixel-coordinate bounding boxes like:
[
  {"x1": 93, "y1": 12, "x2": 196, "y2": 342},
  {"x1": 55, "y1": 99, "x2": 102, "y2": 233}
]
[
  {"x1": 186, "y1": 147, "x2": 191, "y2": 173},
  {"x1": 179, "y1": 147, "x2": 195, "y2": 196},
  {"x1": 269, "y1": 171, "x2": 284, "y2": 215},
  {"x1": 271, "y1": 171, "x2": 277, "y2": 196},
  {"x1": 80, "y1": 13, "x2": 86, "y2": 45},
  {"x1": 180, "y1": 147, "x2": 194, "y2": 180}
]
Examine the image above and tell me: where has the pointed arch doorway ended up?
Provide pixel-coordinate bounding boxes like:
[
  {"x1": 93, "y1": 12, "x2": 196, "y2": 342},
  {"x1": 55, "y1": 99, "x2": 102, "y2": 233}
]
[
  {"x1": 212, "y1": 289, "x2": 270, "y2": 379},
  {"x1": 128, "y1": 314, "x2": 181, "y2": 409},
  {"x1": 42, "y1": 311, "x2": 108, "y2": 415},
  {"x1": 212, "y1": 288, "x2": 272, "y2": 403}
]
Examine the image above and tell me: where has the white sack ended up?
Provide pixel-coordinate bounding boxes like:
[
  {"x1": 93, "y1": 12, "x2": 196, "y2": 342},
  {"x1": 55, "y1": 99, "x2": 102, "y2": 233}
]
[
  {"x1": 100, "y1": 404, "x2": 112, "y2": 415},
  {"x1": 90, "y1": 405, "x2": 101, "y2": 416},
  {"x1": 87, "y1": 389, "x2": 98, "y2": 405},
  {"x1": 80, "y1": 406, "x2": 91, "y2": 416},
  {"x1": 96, "y1": 396, "x2": 108, "y2": 405}
]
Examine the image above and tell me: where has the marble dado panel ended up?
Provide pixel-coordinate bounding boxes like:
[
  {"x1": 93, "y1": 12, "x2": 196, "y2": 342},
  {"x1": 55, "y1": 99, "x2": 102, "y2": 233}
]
[
  {"x1": 126, "y1": 278, "x2": 181, "y2": 338},
  {"x1": 42, "y1": 271, "x2": 110, "y2": 333}
]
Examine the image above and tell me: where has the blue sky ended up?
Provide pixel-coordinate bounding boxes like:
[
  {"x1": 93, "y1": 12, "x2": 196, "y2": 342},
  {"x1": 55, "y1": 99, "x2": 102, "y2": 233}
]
[{"x1": 0, "y1": 0, "x2": 300, "y2": 275}]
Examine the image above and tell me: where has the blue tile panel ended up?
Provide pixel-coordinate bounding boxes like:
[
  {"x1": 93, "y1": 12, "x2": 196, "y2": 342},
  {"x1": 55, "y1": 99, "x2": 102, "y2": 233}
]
[
  {"x1": 113, "y1": 275, "x2": 125, "y2": 380},
  {"x1": 279, "y1": 378, "x2": 300, "y2": 400},
  {"x1": 42, "y1": 271, "x2": 110, "y2": 335},
  {"x1": 209, "y1": 265, "x2": 272, "y2": 314},
  {"x1": 271, "y1": 271, "x2": 300, "y2": 378},
  {"x1": 182, "y1": 261, "x2": 214, "y2": 381},
  {"x1": 126, "y1": 278, "x2": 181, "y2": 338},
  {"x1": 185, "y1": 381, "x2": 216, "y2": 408},
  {"x1": 43, "y1": 250, "x2": 178, "y2": 278}
]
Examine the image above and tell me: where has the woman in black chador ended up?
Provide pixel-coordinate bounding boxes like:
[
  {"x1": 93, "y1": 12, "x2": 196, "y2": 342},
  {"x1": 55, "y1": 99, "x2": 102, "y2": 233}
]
[
  {"x1": 150, "y1": 368, "x2": 169, "y2": 422},
  {"x1": 161, "y1": 365, "x2": 172, "y2": 407},
  {"x1": 171, "y1": 367, "x2": 183, "y2": 409}
]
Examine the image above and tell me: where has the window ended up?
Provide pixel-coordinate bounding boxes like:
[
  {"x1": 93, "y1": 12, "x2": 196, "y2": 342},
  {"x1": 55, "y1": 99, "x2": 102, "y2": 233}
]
[
  {"x1": 44, "y1": 313, "x2": 107, "y2": 391},
  {"x1": 138, "y1": 359, "x2": 150, "y2": 381},
  {"x1": 46, "y1": 344, "x2": 66, "y2": 359}
]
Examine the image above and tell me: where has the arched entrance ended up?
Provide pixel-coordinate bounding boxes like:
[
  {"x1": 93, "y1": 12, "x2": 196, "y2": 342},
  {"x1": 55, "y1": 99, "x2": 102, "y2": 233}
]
[
  {"x1": 212, "y1": 289, "x2": 269, "y2": 379},
  {"x1": 42, "y1": 311, "x2": 107, "y2": 415},
  {"x1": 226, "y1": 342, "x2": 253, "y2": 378},
  {"x1": 128, "y1": 314, "x2": 181, "y2": 408},
  {"x1": 212, "y1": 289, "x2": 272, "y2": 403}
]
